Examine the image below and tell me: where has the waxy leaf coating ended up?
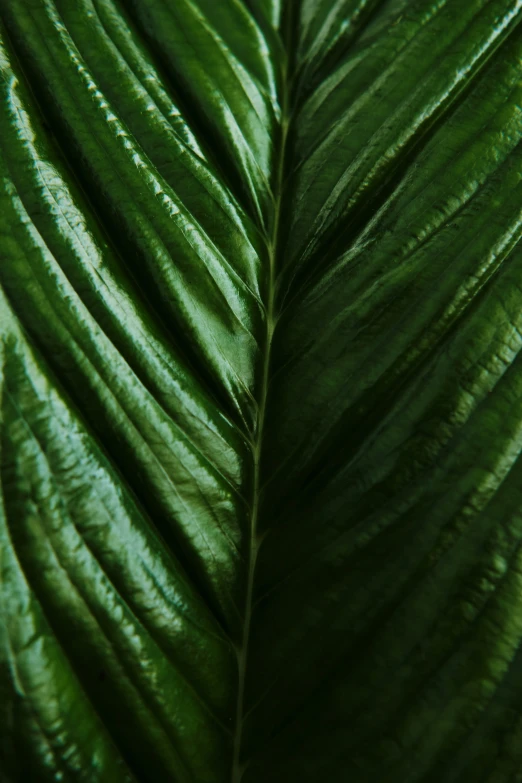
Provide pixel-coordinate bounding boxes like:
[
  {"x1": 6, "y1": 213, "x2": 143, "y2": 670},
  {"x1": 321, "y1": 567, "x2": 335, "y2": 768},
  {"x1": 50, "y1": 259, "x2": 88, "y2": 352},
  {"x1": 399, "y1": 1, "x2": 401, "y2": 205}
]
[{"x1": 2, "y1": 1, "x2": 522, "y2": 781}]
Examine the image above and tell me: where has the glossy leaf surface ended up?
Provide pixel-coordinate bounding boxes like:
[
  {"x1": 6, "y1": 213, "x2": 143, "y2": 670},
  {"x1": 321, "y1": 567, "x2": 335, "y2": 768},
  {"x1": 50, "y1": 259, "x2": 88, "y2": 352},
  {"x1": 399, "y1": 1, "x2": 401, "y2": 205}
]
[{"x1": 2, "y1": 1, "x2": 522, "y2": 781}]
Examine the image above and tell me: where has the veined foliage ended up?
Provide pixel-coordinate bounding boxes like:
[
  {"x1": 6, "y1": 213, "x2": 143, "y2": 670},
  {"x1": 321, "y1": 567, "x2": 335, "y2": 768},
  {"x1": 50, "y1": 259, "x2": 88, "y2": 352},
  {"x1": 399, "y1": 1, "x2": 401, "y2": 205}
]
[{"x1": 2, "y1": 1, "x2": 522, "y2": 781}]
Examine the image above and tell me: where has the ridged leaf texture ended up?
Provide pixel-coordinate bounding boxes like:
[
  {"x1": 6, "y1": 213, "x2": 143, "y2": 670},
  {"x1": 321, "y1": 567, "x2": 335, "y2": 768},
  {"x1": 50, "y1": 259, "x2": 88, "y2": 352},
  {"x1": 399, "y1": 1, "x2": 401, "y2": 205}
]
[{"x1": 2, "y1": 1, "x2": 522, "y2": 781}]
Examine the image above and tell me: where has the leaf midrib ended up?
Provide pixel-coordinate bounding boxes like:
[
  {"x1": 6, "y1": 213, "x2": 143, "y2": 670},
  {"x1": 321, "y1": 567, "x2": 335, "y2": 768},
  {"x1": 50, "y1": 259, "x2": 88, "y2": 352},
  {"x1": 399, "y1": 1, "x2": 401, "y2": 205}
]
[{"x1": 231, "y1": 32, "x2": 292, "y2": 783}]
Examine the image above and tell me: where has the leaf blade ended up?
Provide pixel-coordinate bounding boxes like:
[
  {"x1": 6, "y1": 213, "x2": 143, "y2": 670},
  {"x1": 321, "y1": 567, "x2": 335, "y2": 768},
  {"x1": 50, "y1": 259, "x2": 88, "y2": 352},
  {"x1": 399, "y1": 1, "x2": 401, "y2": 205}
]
[{"x1": 3, "y1": 2, "x2": 522, "y2": 782}]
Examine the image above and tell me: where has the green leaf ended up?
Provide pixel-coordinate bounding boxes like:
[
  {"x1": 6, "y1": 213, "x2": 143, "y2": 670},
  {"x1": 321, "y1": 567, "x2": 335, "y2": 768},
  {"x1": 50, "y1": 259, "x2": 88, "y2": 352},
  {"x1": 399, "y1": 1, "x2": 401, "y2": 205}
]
[{"x1": 2, "y1": 1, "x2": 522, "y2": 781}]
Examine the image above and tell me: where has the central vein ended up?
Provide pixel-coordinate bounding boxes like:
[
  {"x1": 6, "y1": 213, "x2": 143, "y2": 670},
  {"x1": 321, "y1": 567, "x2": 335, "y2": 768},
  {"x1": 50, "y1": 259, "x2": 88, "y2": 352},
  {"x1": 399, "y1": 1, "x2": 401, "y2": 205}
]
[{"x1": 231, "y1": 49, "x2": 291, "y2": 783}]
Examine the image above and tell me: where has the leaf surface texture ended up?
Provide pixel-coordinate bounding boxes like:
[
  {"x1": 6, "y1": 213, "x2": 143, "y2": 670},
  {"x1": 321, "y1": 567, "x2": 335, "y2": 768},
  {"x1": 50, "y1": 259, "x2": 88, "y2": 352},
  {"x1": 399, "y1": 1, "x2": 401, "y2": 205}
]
[{"x1": 2, "y1": 1, "x2": 522, "y2": 781}]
